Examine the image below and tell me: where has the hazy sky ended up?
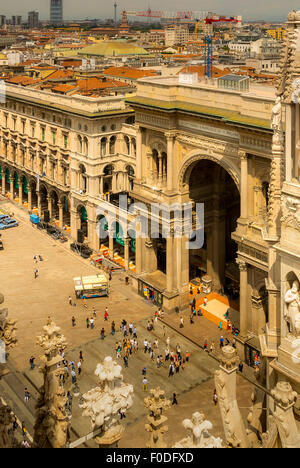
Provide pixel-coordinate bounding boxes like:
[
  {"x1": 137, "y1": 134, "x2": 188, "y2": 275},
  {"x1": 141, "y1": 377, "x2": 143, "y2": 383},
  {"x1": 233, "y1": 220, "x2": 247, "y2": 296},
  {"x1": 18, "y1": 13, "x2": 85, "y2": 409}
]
[{"x1": 0, "y1": 0, "x2": 299, "y2": 21}]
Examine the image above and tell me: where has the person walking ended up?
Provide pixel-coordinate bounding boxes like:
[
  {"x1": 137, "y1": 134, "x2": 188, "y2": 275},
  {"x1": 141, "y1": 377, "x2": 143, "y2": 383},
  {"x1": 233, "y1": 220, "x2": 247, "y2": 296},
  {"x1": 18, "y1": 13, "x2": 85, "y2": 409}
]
[
  {"x1": 77, "y1": 360, "x2": 82, "y2": 376},
  {"x1": 92, "y1": 307, "x2": 97, "y2": 317},
  {"x1": 210, "y1": 341, "x2": 215, "y2": 354},
  {"x1": 172, "y1": 392, "x2": 178, "y2": 405},
  {"x1": 185, "y1": 351, "x2": 190, "y2": 362},
  {"x1": 86, "y1": 317, "x2": 90, "y2": 329},
  {"x1": 79, "y1": 350, "x2": 83, "y2": 361},
  {"x1": 180, "y1": 316, "x2": 184, "y2": 328},
  {"x1": 213, "y1": 389, "x2": 218, "y2": 406},
  {"x1": 90, "y1": 317, "x2": 94, "y2": 329},
  {"x1": 24, "y1": 388, "x2": 30, "y2": 403},
  {"x1": 104, "y1": 307, "x2": 108, "y2": 321},
  {"x1": 168, "y1": 363, "x2": 174, "y2": 377},
  {"x1": 100, "y1": 327, "x2": 105, "y2": 340},
  {"x1": 124, "y1": 354, "x2": 129, "y2": 367},
  {"x1": 142, "y1": 377, "x2": 148, "y2": 392},
  {"x1": 21, "y1": 421, "x2": 27, "y2": 440},
  {"x1": 129, "y1": 323, "x2": 133, "y2": 335},
  {"x1": 203, "y1": 339, "x2": 208, "y2": 351},
  {"x1": 68, "y1": 296, "x2": 72, "y2": 306},
  {"x1": 34, "y1": 268, "x2": 38, "y2": 279},
  {"x1": 133, "y1": 326, "x2": 137, "y2": 338},
  {"x1": 238, "y1": 362, "x2": 244, "y2": 373},
  {"x1": 220, "y1": 336, "x2": 224, "y2": 348},
  {"x1": 29, "y1": 356, "x2": 35, "y2": 370},
  {"x1": 71, "y1": 316, "x2": 76, "y2": 327},
  {"x1": 71, "y1": 369, "x2": 77, "y2": 384},
  {"x1": 111, "y1": 320, "x2": 116, "y2": 335}
]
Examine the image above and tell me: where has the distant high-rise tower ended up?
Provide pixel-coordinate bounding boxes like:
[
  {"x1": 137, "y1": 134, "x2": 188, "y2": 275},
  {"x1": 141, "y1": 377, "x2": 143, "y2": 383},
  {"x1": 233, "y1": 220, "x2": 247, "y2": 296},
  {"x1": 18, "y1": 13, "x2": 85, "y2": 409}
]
[
  {"x1": 50, "y1": 0, "x2": 63, "y2": 24},
  {"x1": 114, "y1": 2, "x2": 117, "y2": 26},
  {"x1": 28, "y1": 11, "x2": 39, "y2": 29}
]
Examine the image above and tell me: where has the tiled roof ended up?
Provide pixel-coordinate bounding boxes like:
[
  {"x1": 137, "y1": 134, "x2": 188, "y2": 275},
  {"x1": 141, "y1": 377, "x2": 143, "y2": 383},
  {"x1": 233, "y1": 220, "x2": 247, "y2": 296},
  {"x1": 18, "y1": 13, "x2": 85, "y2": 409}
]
[
  {"x1": 103, "y1": 66, "x2": 157, "y2": 80},
  {"x1": 178, "y1": 65, "x2": 231, "y2": 79},
  {"x1": 5, "y1": 76, "x2": 41, "y2": 86}
]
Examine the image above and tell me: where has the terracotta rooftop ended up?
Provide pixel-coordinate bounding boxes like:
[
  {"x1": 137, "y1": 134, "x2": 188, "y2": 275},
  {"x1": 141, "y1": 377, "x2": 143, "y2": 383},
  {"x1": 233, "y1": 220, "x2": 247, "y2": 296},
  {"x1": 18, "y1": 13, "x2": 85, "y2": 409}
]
[
  {"x1": 178, "y1": 65, "x2": 232, "y2": 79},
  {"x1": 5, "y1": 75, "x2": 41, "y2": 86},
  {"x1": 103, "y1": 66, "x2": 158, "y2": 80}
]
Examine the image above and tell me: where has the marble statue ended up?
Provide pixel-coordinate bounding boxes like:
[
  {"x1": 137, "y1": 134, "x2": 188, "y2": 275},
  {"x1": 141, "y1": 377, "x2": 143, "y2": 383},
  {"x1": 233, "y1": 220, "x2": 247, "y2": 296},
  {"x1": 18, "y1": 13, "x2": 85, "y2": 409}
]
[
  {"x1": 80, "y1": 356, "x2": 133, "y2": 447},
  {"x1": 284, "y1": 280, "x2": 300, "y2": 337},
  {"x1": 33, "y1": 321, "x2": 70, "y2": 448},
  {"x1": 173, "y1": 411, "x2": 223, "y2": 448},
  {"x1": 0, "y1": 293, "x2": 17, "y2": 349},
  {"x1": 271, "y1": 97, "x2": 284, "y2": 147},
  {"x1": 144, "y1": 387, "x2": 170, "y2": 448}
]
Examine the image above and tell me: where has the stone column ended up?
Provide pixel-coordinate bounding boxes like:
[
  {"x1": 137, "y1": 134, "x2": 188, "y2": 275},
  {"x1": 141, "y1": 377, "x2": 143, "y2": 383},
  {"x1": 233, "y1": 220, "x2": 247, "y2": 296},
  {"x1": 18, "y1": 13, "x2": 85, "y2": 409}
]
[
  {"x1": 166, "y1": 133, "x2": 174, "y2": 191},
  {"x1": 1, "y1": 173, "x2": 5, "y2": 195},
  {"x1": 37, "y1": 192, "x2": 42, "y2": 217},
  {"x1": 135, "y1": 222, "x2": 142, "y2": 275},
  {"x1": 239, "y1": 150, "x2": 248, "y2": 219},
  {"x1": 18, "y1": 181, "x2": 23, "y2": 206},
  {"x1": 158, "y1": 154, "x2": 163, "y2": 181},
  {"x1": 109, "y1": 229, "x2": 114, "y2": 258},
  {"x1": 9, "y1": 176, "x2": 14, "y2": 199},
  {"x1": 99, "y1": 175, "x2": 104, "y2": 196},
  {"x1": 135, "y1": 127, "x2": 142, "y2": 181},
  {"x1": 237, "y1": 259, "x2": 248, "y2": 337},
  {"x1": 124, "y1": 237, "x2": 130, "y2": 270},
  {"x1": 47, "y1": 197, "x2": 53, "y2": 220},
  {"x1": 58, "y1": 201, "x2": 63, "y2": 229},
  {"x1": 166, "y1": 235, "x2": 174, "y2": 293},
  {"x1": 28, "y1": 187, "x2": 32, "y2": 211}
]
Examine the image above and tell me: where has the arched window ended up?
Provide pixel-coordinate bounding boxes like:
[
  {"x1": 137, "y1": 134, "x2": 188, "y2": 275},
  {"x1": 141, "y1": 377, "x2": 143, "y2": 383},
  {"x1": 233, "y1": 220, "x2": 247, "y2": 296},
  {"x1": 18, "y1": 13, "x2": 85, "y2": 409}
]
[
  {"x1": 79, "y1": 164, "x2": 87, "y2": 192},
  {"x1": 109, "y1": 136, "x2": 116, "y2": 154},
  {"x1": 100, "y1": 137, "x2": 107, "y2": 156},
  {"x1": 83, "y1": 137, "x2": 88, "y2": 155},
  {"x1": 103, "y1": 164, "x2": 114, "y2": 193},
  {"x1": 126, "y1": 165, "x2": 135, "y2": 191},
  {"x1": 124, "y1": 136, "x2": 130, "y2": 154},
  {"x1": 77, "y1": 135, "x2": 82, "y2": 153},
  {"x1": 262, "y1": 182, "x2": 269, "y2": 210},
  {"x1": 131, "y1": 138, "x2": 136, "y2": 156}
]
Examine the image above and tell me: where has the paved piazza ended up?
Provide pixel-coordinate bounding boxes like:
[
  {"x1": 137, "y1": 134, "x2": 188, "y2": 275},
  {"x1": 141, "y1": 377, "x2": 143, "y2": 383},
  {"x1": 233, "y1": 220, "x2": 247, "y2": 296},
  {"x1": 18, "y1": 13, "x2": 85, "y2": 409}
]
[{"x1": 0, "y1": 198, "x2": 253, "y2": 447}]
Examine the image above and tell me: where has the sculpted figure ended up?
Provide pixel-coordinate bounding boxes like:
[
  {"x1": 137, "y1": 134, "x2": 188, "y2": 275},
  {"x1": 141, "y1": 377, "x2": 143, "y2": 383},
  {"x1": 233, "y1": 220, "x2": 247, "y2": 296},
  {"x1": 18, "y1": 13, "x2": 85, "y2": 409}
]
[
  {"x1": 271, "y1": 97, "x2": 283, "y2": 146},
  {"x1": 285, "y1": 280, "x2": 300, "y2": 337}
]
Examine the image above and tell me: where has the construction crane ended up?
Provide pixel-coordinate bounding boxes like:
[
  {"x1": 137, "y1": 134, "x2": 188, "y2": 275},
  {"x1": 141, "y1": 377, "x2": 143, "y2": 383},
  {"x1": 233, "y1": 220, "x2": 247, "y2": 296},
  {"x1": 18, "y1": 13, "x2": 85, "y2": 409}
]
[{"x1": 203, "y1": 15, "x2": 241, "y2": 79}]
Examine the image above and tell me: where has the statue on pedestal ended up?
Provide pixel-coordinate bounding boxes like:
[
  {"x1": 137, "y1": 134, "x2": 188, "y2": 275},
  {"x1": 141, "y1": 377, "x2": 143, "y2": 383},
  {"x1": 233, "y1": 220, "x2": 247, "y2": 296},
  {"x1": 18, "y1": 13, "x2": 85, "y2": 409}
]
[
  {"x1": 284, "y1": 280, "x2": 300, "y2": 337},
  {"x1": 33, "y1": 321, "x2": 69, "y2": 448},
  {"x1": 80, "y1": 356, "x2": 133, "y2": 448},
  {"x1": 271, "y1": 97, "x2": 284, "y2": 148},
  {"x1": 173, "y1": 411, "x2": 223, "y2": 448},
  {"x1": 144, "y1": 387, "x2": 170, "y2": 448},
  {"x1": 0, "y1": 293, "x2": 17, "y2": 349}
]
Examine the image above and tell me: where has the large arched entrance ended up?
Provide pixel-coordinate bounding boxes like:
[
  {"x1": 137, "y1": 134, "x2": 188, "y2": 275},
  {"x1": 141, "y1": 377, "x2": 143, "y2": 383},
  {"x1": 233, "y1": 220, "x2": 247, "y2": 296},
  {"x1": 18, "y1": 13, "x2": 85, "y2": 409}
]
[{"x1": 183, "y1": 158, "x2": 240, "y2": 293}]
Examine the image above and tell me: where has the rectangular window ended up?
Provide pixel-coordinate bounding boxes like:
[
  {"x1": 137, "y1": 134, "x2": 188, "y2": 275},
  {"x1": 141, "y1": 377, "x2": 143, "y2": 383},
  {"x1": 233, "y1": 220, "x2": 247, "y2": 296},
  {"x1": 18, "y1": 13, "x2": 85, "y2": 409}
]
[
  {"x1": 64, "y1": 134, "x2": 68, "y2": 149},
  {"x1": 52, "y1": 131, "x2": 56, "y2": 145},
  {"x1": 41, "y1": 127, "x2": 45, "y2": 141},
  {"x1": 31, "y1": 126, "x2": 35, "y2": 138}
]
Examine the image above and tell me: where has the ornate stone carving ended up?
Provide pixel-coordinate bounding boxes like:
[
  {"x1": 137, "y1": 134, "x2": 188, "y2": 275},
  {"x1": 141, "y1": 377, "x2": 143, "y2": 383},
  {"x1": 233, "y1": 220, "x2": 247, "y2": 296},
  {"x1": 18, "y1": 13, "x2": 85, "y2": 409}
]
[
  {"x1": 271, "y1": 381, "x2": 300, "y2": 448},
  {"x1": 173, "y1": 411, "x2": 223, "y2": 448},
  {"x1": 0, "y1": 293, "x2": 17, "y2": 349},
  {"x1": 236, "y1": 259, "x2": 247, "y2": 272},
  {"x1": 80, "y1": 356, "x2": 133, "y2": 448},
  {"x1": 144, "y1": 387, "x2": 170, "y2": 448},
  {"x1": 34, "y1": 322, "x2": 69, "y2": 448},
  {"x1": 215, "y1": 346, "x2": 249, "y2": 448},
  {"x1": 0, "y1": 404, "x2": 14, "y2": 448},
  {"x1": 271, "y1": 97, "x2": 284, "y2": 148},
  {"x1": 284, "y1": 280, "x2": 300, "y2": 337}
]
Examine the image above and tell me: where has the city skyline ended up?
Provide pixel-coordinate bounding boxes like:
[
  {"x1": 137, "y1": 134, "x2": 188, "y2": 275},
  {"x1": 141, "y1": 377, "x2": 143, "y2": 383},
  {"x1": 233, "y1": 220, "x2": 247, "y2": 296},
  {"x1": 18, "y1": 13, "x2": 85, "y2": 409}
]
[{"x1": 0, "y1": 0, "x2": 299, "y2": 22}]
